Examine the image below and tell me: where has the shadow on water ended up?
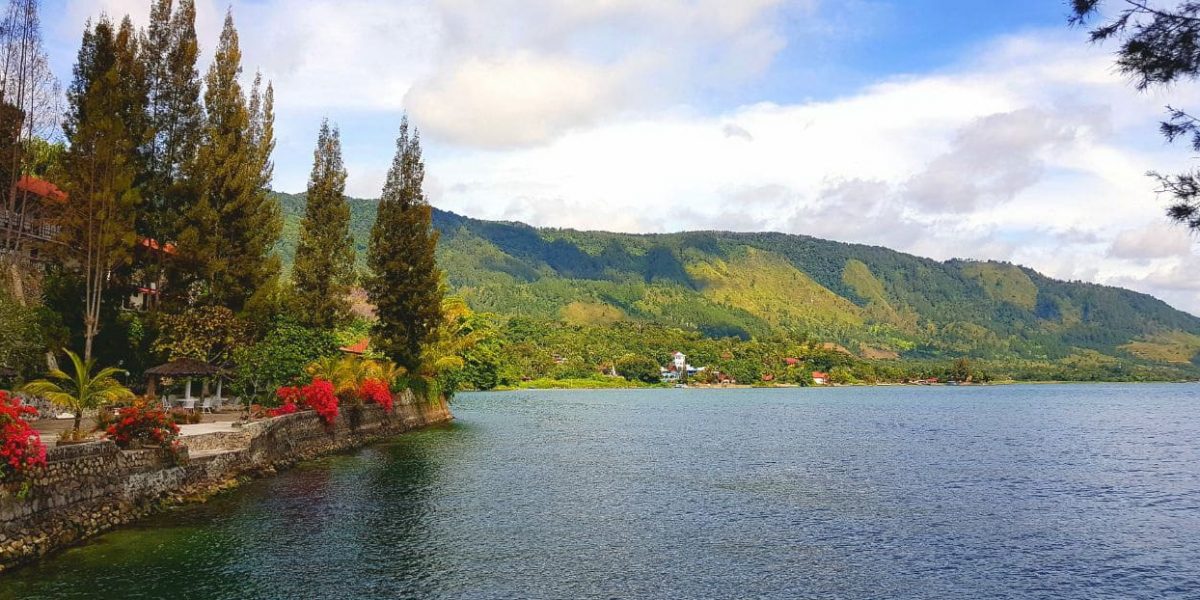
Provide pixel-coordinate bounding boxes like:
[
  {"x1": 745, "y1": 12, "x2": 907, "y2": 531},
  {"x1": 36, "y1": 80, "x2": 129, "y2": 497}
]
[{"x1": 0, "y1": 422, "x2": 460, "y2": 600}]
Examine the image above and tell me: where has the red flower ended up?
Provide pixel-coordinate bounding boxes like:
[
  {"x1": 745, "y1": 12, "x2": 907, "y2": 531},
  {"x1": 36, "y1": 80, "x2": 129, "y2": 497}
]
[
  {"x1": 105, "y1": 404, "x2": 180, "y2": 451},
  {"x1": 0, "y1": 391, "x2": 47, "y2": 480},
  {"x1": 358, "y1": 378, "x2": 394, "y2": 412},
  {"x1": 271, "y1": 379, "x2": 340, "y2": 426}
]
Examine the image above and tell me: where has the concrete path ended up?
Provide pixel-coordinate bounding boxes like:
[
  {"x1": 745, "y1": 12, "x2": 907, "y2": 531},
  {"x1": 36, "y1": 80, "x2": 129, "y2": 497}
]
[{"x1": 178, "y1": 422, "x2": 240, "y2": 437}]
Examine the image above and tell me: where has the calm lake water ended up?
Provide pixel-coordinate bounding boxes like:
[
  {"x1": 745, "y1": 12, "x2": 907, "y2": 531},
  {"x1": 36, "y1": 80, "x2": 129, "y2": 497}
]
[{"x1": 3, "y1": 384, "x2": 1200, "y2": 599}]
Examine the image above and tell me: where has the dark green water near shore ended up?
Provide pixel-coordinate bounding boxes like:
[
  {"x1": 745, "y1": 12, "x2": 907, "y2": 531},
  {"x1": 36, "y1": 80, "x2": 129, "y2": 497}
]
[{"x1": 3, "y1": 384, "x2": 1199, "y2": 599}]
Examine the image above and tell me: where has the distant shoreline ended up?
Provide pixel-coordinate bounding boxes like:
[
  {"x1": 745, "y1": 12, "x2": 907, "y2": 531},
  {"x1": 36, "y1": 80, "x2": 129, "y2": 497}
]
[{"x1": 489, "y1": 379, "x2": 1199, "y2": 392}]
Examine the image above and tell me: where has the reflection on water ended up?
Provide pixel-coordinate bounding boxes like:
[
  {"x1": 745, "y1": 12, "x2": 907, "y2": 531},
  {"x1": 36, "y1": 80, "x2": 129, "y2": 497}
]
[{"x1": 3, "y1": 384, "x2": 1200, "y2": 599}]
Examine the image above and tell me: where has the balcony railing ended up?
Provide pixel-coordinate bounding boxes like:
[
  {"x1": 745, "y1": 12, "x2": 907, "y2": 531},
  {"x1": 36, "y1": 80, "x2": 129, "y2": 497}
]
[{"x1": 0, "y1": 208, "x2": 60, "y2": 242}]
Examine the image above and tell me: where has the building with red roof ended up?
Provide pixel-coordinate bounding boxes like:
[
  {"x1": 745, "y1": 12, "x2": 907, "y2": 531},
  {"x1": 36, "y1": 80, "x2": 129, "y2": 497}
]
[
  {"x1": 1, "y1": 175, "x2": 67, "y2": 257},
  {"x1": 340, "y1": 338, "x2": 370, "y2": 355}
]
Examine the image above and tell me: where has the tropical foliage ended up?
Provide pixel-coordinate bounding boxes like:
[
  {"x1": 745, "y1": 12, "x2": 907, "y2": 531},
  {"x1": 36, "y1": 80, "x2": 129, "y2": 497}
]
[{"x1": 230, "y1": 319, "x2": 339, "y2": 403}]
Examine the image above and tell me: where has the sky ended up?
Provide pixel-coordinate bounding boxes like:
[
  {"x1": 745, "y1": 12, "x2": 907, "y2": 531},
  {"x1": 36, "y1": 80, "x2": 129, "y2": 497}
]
[{"x1": 41, "y1": 0, "x2": 1200, "y2": 314}]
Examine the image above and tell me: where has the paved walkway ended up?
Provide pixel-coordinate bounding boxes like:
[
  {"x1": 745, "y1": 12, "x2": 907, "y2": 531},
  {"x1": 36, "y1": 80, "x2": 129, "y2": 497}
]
[
  {"x1": 177, "y1": 421, "x2": 241, "y2": 436},
  {"x1": 33, "y1": 411, "x2": 245, "y2": 447}
]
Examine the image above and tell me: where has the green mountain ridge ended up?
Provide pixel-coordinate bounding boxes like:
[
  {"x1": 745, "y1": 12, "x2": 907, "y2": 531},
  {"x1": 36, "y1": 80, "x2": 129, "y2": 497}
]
[{"x1": 273, "y1": 191, "x2": 1200, "y2": 373}]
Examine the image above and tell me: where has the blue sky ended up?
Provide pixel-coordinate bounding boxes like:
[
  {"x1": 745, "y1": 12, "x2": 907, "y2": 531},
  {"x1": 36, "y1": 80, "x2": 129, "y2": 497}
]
[{"x1": 42, "y1": 1, "x2": 1200, "y2": 315}]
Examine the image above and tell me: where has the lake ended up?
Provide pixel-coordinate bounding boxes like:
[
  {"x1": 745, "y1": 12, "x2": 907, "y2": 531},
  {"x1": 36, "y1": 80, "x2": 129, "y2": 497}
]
[{"x1": 3, "y1": 384, "x2": 1199, "y2": 599}]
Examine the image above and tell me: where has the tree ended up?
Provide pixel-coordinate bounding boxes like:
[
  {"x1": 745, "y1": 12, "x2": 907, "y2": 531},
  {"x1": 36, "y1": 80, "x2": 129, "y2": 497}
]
[
  {"x1": 0, "y1": 287, "x2": 42, "y2": 375},
  {"x1": 153, "y1": 304, "x2": 249, "y2": 365},
  {"x1": 22, "y1": 348, "x2": 134, "y2": 437},
  {"x1": 139, "y1": 0, "x2": 202, "y2": 294},
  {"x1": 0, "y1": 0, "x2": 60, "y2": 269},
  {"x1": 366, "y1": 116, "x2": 443, "y2": 371},
  {"x1": 950, "y1": 357, "x2": 972, "y2": 382},
  {"x1": 615, "y1": 354, "x2": 661, "y2": 384},
  {"x1": 229, "y1": 319, "x2": 338, "y2": 402},
  {"x1": 292, "y1": 119, "x2": 354, "y2": 328},
  {"x1": 178, "y1": 11, "x2": 279, "y2": 312},
  {"x1": 828, "y1": 365, "x2": 857, "y2": 385},
  {"x1": 59, "y1": 16, "x2": 144, "y2": 361},
  {"x1": 1070, "y1": 1, "x2": 1200, "y2": 230}
]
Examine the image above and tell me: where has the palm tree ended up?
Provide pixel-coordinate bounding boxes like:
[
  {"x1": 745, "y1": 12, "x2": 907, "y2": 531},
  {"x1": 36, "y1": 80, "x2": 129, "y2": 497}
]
[
  {"x1": 375, "y1": 359, "x2": 406, "y2": 390},
  {"x1": 403, "y1": 297, "x2": 479, "y2": 402},
  {"x1": 22, "y1": 349, "x2": 135, "y2": 438},
  {"x1": 306, "y1": 355, "x2": 386, "y2": 404}
]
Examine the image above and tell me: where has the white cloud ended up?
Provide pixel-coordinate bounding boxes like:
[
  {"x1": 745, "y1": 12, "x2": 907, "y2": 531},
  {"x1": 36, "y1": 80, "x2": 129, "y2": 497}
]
[
  {"x1": 1108, "y1": 223, "x2": 1195, "y2": 260},
  {"x1": 902, "y1": 108, "x2": 1088, "y2": 213},
  {"x1": 405, "y1": 0, "x2": 800, "y2": 146},
  {"x1": 58, "y1": 1, "x2": 442, "y2": 112},
  {"x1": 406, "y1": 53, "x2": 629, "y2": 147}
]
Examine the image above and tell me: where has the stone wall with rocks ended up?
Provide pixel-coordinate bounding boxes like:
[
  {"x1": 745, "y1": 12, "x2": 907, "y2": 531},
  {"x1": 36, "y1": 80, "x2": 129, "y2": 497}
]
[{"x1": 0, "y1": 393, "x2": 451, "y2": 572}]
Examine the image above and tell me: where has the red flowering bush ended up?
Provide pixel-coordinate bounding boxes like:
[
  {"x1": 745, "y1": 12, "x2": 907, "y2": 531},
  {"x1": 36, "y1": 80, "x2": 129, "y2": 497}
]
[
  {"x1": 106, "y1": 404, "x2": 180, "y2": 450},
  {"x1": 271, "y1": 379, "x2": 339, "y2": 426},
  {"x1": 268, "y1": 386, "x2": 301, "y2": 417},
  {"x1": 359, "y1": 378, "x2": 393, "y2": 412},
  {"x1": 267, "y1": 400, "x2": 298, "y2": 417},
  {"x1": 0, "y1": 391, "x2": 47, "y2": 482},
  {"x1": 303, "y1": 379, "x2": 339, "y2": 426}
]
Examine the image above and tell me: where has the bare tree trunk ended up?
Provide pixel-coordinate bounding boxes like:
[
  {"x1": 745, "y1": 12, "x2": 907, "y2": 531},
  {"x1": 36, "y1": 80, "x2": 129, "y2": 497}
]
[{"x1": 8, "y1": 260, "x2": 22, "y2": 304}]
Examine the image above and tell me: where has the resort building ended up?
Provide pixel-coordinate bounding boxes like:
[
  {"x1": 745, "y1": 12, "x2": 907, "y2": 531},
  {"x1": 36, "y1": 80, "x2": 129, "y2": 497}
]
[
  {"x1": 0, "y1": 174, "x2": 177, "y2": 311},
  {"x1": 0, "y1": 175, "x2": 67, "y2": 262},
  {"x1": 661, "y1": 351, "x2": 703, "y2": 382}
]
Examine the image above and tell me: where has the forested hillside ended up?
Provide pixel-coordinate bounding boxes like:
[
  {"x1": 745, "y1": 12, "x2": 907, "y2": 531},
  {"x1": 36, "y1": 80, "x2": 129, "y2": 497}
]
[{"x1": 274, "y1": 192, "x2": 1200, "y2": 379}]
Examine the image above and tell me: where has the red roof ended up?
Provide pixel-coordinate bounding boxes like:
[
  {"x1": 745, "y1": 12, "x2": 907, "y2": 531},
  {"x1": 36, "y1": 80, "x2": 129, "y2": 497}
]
[
  {"x1": 812, "y1": 371, "x2": 829, "y2": 379},
  {"x1": 785, "y1": 357, "x2": 800, "y2": 366},
  {"x1": 16, "y1": 175, "x2": 66, "y2": 203},
  {"x1": 340, "y1": 338, "x2": 369, "y2": 354}
]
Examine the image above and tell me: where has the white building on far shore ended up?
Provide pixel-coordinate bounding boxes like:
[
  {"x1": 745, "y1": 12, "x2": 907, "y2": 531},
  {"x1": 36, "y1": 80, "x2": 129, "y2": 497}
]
[{"x1": 661, "y1": 351, "x2": 703, "y2": 382}]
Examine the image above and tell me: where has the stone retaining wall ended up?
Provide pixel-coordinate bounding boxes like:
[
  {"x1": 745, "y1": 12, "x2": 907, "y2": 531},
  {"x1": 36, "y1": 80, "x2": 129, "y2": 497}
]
[{"x1": 0, "y1": 393, "x2": 451, "y2": 572}]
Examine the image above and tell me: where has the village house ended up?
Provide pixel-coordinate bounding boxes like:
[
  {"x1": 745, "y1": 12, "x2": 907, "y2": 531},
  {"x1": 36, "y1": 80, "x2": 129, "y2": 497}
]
[{"x1": 812, "y1": 371, "x2": 829, "y2": 385}]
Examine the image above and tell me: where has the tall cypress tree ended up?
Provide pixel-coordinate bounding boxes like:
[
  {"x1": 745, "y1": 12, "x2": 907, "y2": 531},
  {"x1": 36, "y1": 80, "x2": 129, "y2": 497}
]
[
  {"x1": 114, "y1": 17, "x2": 150, "y2": 182},
  {"x1": 366, "y1": 116, "x2": 443, "y2": 371},
  {"x1": 60, "y1": 16, "x2": 144, "y2": 360},
  {"x1": 292, "y1": 119, "x2": 354, "y2": 328},
  {"x1": 140, "y1": 0, "x2": 201, "y2": 268},
  {"x1": 179, "y1": 11, "x2": 279, "y2": 312}
]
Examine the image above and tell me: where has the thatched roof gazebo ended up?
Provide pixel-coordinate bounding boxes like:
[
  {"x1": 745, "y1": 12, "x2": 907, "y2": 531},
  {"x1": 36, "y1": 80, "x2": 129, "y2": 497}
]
[{"x1": 144, "y1": 358, "x2": 226, "y2": 406}]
